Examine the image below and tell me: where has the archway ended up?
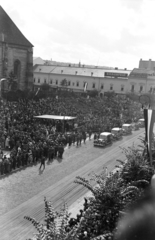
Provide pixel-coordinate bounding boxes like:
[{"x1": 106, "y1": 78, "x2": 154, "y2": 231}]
[{"x1": 14, "y1": 59, "x2": 21, "y2": 81}]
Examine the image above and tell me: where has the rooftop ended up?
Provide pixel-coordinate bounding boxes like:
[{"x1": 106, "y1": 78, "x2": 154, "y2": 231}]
[
  {"x1": 34, "y1": 65, "x2": 131, "y2": 78},
  {"x1": 0, "y1": 6, "x2": 33, "y2": 47},
  {"x1": 129, "y1": 68, "x2": 155, "y2": 78}
]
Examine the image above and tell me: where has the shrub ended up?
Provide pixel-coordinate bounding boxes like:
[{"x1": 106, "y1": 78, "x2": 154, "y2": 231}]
[{"x1": 25, "y1": 144, "x2": 154, "y2": 240}]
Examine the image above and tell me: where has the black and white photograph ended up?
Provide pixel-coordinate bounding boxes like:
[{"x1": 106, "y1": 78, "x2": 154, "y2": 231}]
[{"x1": 0, "y1": 0, "x2": 155, "y2": 239}]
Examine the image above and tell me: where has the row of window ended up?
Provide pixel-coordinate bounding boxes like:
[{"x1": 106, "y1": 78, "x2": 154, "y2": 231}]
[
  {"x1": 34, "y1": 78, "x2": 154, "y2": 93},
  {"x1": 131, "y1": 85, "x2": 143, "y2": 92},
  {"x1": 130, "y1": 85, "x2": 155, "y2": 93},
  {"x1": 34, "y1": 78, "x2": 125, "y2": 91}
]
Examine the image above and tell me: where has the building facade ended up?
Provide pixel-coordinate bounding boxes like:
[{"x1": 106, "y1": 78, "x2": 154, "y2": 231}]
[
  {"x1": 127, "y1": 68, "x2": 155, "y2": 94},
  {"x1": 33, "y1": 65, "x2": 131, "y2": 94},
  {"x1": 0, "y1": 6, "x2": 33, "y2": 90},
  {"x1": 139, "y1": 59, "x2": 155, "y2": 71},
  {"x1": 33, "y1": 63, "x2": 155, "y2": 95}
]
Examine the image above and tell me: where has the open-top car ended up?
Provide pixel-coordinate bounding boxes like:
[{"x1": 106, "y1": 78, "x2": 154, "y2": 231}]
[
  {"x1": 122, "y1": 124, "x2": 132, "y2": 135},
  {"x1": 94, "y1": 132, "x2": 113, "y2": 147},
  {"x1": 111, "y1": 128, "x2": 123, "y2": 140}
]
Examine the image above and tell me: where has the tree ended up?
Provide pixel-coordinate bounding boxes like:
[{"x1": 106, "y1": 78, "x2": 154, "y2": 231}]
[
  {"x1": 105, "y1": 91, "x2": 116, "y2": 99},
  {"x1": 24, "y1": 141, "x2": 154, "y2": 240},
  {"x1": 89, "y1": 89, "x2": 99, "y2": 98},
  {"x1": 40, "y1": 83, "x2": 50, "y2": 91},
  {"x1": 60, "y1": 79, "x2": 68, "y2": 87},
  {"x1": 24, "y1": 198, "x2": 77, "y2": 240}
]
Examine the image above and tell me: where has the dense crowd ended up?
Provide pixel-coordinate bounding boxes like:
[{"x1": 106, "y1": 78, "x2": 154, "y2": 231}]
[{"x1": 0, "y1": 94, "x2": 142, "y2": 176}]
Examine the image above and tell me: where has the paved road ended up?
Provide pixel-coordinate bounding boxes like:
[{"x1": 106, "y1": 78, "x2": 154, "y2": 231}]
[{"x1": 0, "y1": 129, "x2": 145, "y2": 240}]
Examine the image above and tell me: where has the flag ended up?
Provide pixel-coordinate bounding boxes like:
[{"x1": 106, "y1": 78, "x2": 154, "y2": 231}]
[
  {"x1": 35, "y1": 87, "x2": 40, "y2": 96},
  {"x1": 144, "y1": 109, "x2": 155, "y2": 165},
  {"x1": 84, "y1": 82, "x2": 88, "y2": 92}
]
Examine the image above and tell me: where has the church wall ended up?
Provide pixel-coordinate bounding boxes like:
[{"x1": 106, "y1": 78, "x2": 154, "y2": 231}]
[
  {"x1": 8, "y1": 46, "x2": 27, "y2": 89},
  {"x1": 0, "y1": 42, "x2": 33, "y2": 90}
]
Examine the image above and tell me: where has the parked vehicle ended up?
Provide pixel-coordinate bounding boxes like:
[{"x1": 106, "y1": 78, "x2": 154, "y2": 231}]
[
  {"x1": 133, "y1": 122, "x2": 139, "y2": 130},
  {"x1": 122, "y1": 124, "x2": 132, "y2": 135},
  {"x1": 138, "y1": 118, "x2": 145, "y2": 127},
  {"x1": 94, "y1": 132, "x2": 113, "y2": 147},
  {"x1": 111, "y1": 128, "x2": 122, "y2": 140}
]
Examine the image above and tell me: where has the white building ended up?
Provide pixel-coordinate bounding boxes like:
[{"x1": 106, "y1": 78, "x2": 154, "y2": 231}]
[
  {"x1": 127, "y1": 68, "x2": 155, "y2": 94},
  {"x1": 33, "y1": 60, "x2": 155, "y2": 95},
  {"x1": 33, "y1": 65, "x2": 131, "y2": 95},
  {"x1": 139, "y1": 58, "x2": 155, "y2": 71}
]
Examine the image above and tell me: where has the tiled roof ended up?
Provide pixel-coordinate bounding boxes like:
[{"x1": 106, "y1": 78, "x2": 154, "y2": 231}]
[
  {"x1": 131, "y1": 68, "x2": 153, "y2": 74},
  {"x1": 0, "y1": 6, "x2": 33, "y2": 47},
  {"x1": 129, "y1": 68, "x2": 155, "y2": 79},
  {"x1": 34, "y1": 65, "x2": 131, "y2": 78}
]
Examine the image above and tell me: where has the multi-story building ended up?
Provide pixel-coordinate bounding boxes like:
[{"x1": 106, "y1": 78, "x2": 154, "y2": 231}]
[
  {"x1": 127, "y1": 68, "x2": 155, "y2": 94},
  {"x1": 139, "y1": 58, "x2": 155, "y2": 71},
  {"x1": 33, "y1": 64, "x2": 131, "y2": 95},
  {"x1": 0, "y1": 6, "x2": 33, "y2": 90}
]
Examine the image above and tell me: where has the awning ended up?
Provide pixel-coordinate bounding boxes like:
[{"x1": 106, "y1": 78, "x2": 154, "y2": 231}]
[{"x1": 34, "y1": 115, "x2": 76, "y2": 120}]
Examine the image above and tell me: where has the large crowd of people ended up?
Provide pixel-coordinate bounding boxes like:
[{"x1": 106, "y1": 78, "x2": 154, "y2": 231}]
[{"x1": 0, "y1": 93, "x2": 143, "y2": 176}]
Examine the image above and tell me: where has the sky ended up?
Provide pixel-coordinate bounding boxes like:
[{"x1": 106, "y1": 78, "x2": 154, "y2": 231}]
[{"x1": 1, "y1": 0, "x2": 155, "y2": 69}]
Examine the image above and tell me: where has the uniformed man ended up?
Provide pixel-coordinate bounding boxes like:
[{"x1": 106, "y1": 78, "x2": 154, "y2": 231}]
[{"x1": 58, "y1": 144, "x2": 64, "y2": 159}]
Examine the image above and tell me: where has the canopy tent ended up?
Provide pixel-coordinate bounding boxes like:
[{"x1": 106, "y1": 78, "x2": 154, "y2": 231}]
[{"x1": 34, "y1": 115, "x2": 76, "y2": 120}]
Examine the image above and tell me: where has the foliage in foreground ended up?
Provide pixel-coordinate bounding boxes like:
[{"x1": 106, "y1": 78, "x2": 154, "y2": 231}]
[
  {"x1": 25, "y1": 144, "x2": 154, "y2": 240},
  {"x1": 24, "y1": 197, "x2": 76, "y2": 240}
]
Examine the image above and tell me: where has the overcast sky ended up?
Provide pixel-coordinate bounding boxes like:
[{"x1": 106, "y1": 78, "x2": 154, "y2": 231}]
[{"x1": 1, "y1": 0, "x2": 155, "y2": 69}]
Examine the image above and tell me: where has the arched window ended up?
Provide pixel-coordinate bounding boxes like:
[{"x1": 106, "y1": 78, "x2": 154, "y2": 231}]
[{"x1": 14, "y1": 60, "x2": 21, "y2": 81}]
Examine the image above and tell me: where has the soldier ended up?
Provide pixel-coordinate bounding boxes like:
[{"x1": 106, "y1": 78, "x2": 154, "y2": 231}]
[
  {"x1": 68, "y1": 134, "x2": 72, "y2": 147},
  {"x1": 88, "y1": 129, "x2": 92, "y2": 140},
  {"x1": 76, "y1": 133, "x2": 80, "y2": 147},
  {"x1": 48, "y1": 144, "x2": 54, "y2": 162},
  {"x1": 82, "y1": 131, "x2": 87, "y2": 144},
  {"x1": 94, "y1": 133, "x2": 97, "y2": 140},
  {"x1": 79, "y1": 133, "x2": 82, "y2": 146},
  {"x1": 54, "y1": 142, "x2": 58, "y2": 158},
  {"x1": 39, "y1": 155, "x2": 45, "y2": 170},
  {"x1": 58, "y1": 144, "x2": 64, "y2": 159}
]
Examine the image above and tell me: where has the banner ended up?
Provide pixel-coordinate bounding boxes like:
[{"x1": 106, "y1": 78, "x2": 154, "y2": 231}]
[
  {"x1": 35, "y1": 87, "x2": 40, "y2": 96},
  {"x1": 84, "y1": 82, "x2": 88, "y2": 92},
  {"x1": 144, "y1": 109, "x2": 155, "y2": 165}
]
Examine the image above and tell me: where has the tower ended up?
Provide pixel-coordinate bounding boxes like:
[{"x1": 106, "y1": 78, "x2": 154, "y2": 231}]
[{"x1": 0, "y1": 6, "x2": 34, "y2": 90}]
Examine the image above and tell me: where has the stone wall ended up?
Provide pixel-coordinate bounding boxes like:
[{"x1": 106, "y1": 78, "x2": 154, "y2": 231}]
[{"x1": 0, "y1": 42, "x2": 33, "y2": 90}]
